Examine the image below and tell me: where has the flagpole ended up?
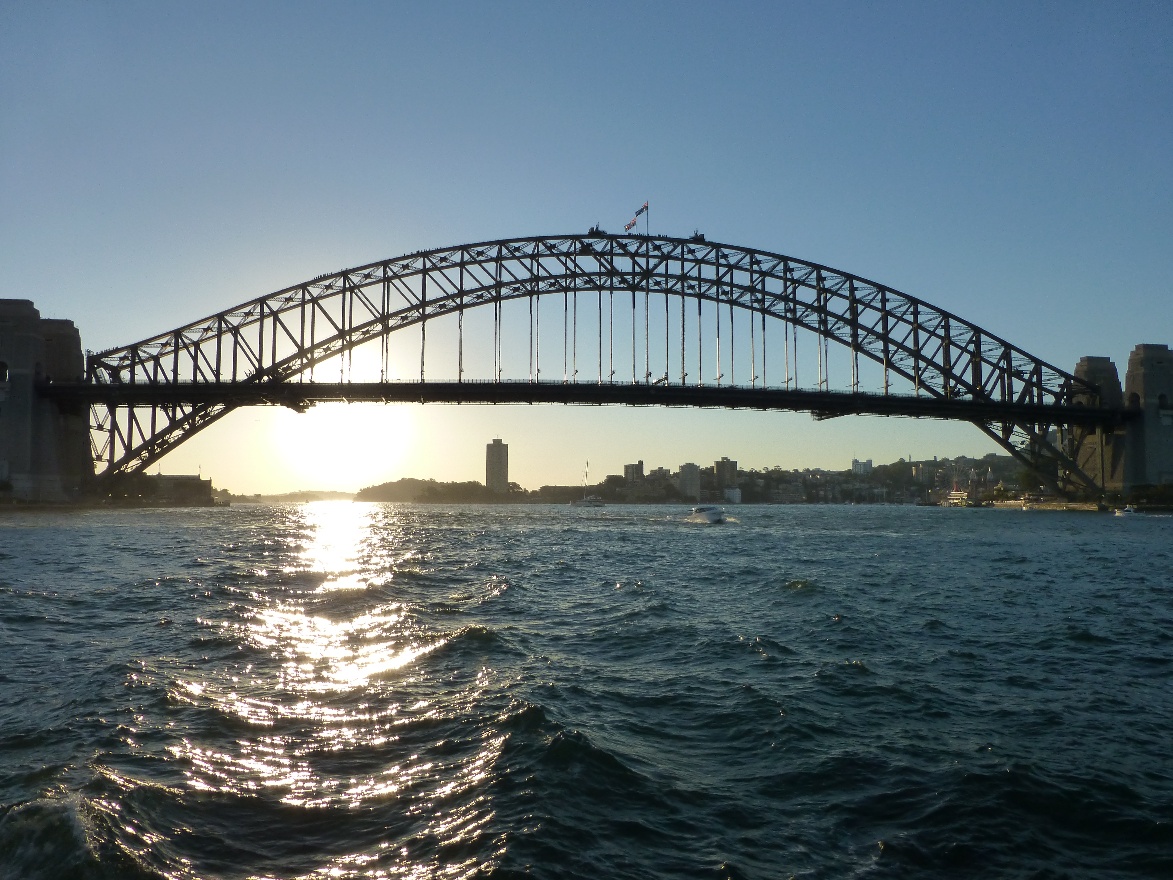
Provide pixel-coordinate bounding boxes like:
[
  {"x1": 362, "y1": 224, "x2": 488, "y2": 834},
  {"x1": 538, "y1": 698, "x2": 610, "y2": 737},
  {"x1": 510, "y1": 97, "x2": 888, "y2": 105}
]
[{"x1": 624, "y1": 201, "x2": 649, "y2": 236}]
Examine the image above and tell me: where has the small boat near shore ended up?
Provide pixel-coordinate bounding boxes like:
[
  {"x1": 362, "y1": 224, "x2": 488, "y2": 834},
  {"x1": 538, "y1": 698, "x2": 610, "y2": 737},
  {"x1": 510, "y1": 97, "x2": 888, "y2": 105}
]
[
  {"x1": 1114, "y1": 505, "x2": 1137, "y2": 517},
  {"x1": 690, "y1": 505, "x2": 726, "y2": 524},
  {"x1": 569, "y1": 461, "x2": 605, "y2": 507}
]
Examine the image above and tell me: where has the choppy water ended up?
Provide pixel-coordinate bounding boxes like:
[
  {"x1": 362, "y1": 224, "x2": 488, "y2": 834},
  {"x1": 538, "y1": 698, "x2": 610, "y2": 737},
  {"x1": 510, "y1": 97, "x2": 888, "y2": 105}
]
[{"x1": 1, "y1": 502, "x2": 1171, "y2": 879}]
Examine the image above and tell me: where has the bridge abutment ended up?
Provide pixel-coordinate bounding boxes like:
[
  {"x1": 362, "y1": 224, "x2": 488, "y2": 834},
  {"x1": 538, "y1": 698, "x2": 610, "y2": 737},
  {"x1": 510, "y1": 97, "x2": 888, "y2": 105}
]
[
  {"x1": 0, "y1": 300, "x2": 93, "y2": 502},
  {"x1": 1074, "y1": 344, "x2": 1173, "y2": 497},
  {"x1": 1073, "y1": 356, "x2": 1126, "y2": 493},
  {"x1": 1123, "y1": 344, "x2": 1173, "y2": 492}
]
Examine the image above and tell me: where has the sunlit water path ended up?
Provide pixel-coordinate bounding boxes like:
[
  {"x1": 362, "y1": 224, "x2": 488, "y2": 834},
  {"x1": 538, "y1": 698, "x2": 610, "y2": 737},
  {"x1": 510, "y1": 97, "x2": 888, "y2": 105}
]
[{"x1": 1, "y1": 503, "x2": 1171, "y2": 879}]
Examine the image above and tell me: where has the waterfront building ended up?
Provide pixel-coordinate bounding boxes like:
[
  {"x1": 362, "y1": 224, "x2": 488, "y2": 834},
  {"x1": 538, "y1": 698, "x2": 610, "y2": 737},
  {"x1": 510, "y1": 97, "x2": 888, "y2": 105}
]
[
  {"x1": 623, "y1": 460, "x2": 644, "y2": 484},
  {"x1": 143, "y1": 474, "x2": 215, "y2": 506},
  {"x1": 486, "y1": 438, "x2": 508, "y2": 494},
  {"x1": 676, "y1": 463, "x2": 701, "y2": 501},
  {"x1": 714, "y1": 457, "x2": 738, "y2": 490},
  {"x1": 771, "y1": 483, "x2": 805, "y2": 503}
]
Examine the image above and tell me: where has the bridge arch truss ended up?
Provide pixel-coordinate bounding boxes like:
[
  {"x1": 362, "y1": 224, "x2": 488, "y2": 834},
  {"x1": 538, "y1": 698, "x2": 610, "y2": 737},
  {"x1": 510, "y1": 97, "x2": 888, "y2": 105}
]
[{"x1": 81, "y1": 233, "x2": 1115, "y2": 495}]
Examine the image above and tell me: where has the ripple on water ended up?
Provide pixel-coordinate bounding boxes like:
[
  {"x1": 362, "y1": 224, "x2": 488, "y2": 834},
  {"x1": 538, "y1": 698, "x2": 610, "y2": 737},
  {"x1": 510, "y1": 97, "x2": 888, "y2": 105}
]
[{"x1": 1, "y1": 503, "x2": 1171, "y2": 879}]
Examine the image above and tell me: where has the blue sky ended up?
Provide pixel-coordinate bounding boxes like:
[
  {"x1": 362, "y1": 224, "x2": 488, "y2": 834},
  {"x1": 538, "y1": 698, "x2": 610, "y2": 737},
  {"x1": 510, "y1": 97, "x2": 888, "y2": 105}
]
[{"x1": 2, "y1": 1, "x2": 1170, "y2": 493}]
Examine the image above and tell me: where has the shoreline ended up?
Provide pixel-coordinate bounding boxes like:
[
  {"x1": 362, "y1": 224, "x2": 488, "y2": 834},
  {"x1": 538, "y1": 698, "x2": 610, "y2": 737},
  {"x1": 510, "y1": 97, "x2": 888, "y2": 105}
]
[{"x1": 3, "y1": 498, "x2": 1170, "y2": 514}]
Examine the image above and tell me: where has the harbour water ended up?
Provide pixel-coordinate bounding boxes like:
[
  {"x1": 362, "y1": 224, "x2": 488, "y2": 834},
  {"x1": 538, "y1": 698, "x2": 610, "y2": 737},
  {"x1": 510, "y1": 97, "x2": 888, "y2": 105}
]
[{"x1": 1, "y1": 503, "x2": 1171, "y2": 879}]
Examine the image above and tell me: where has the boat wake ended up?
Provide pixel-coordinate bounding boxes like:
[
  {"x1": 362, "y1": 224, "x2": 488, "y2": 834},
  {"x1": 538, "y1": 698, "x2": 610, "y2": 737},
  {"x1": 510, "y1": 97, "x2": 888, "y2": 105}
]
[{"x1": 686, "y1": 506, "x2": 735, "y2": 524}]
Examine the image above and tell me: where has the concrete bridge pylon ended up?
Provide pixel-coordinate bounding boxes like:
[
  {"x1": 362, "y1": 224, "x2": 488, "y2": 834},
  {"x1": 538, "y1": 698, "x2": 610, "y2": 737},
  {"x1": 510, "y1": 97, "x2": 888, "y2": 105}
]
[
  {"x1": 1074, "y1": 344, "x2": 1173, "y2": 496},
  {"x1": 0, "y1": 300, "x2": 92, "y2": 501},
  {"x1": 1124, "y1": 344, "x2": 1173, "y2": 491}
]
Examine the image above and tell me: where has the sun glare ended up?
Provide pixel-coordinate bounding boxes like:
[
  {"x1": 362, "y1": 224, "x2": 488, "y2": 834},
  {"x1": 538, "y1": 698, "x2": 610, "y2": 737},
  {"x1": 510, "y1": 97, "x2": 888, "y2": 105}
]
[
  {"x1": 272, "y1": 403, "x2": 414, "y2": 491},
  {"x1": 298, "y1": 499, "x2": 376, "y2": 582}
]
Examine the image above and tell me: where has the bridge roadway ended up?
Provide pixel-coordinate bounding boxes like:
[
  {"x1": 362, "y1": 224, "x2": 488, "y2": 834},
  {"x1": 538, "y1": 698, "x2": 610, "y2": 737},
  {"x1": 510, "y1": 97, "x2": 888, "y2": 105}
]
[{"x1": 42, "y1": 380, "x2": 1134, "y2": 427}]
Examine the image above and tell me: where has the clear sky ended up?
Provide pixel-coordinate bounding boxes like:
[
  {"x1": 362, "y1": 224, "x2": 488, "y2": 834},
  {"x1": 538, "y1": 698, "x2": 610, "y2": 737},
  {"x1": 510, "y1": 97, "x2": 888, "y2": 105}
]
[{"x1": 2, "y1": 1, "x2": 1170, "y2": 493}]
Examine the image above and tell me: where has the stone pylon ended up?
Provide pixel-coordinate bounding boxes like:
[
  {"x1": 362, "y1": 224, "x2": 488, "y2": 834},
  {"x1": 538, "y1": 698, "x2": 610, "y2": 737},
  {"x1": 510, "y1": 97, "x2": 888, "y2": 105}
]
[
  {"x1": 0, "y1": 300, "x2": 93, "y2": 501},
  {"x1": 1123, "y1": 344, "x2": 1173, "y2": 492},
  {"x1": 1072, "y1": 355, "x2": 1126, "y2": 493},
  {"x1": 1073, "y1": 344, "x2": 1173, "y2": 497}
]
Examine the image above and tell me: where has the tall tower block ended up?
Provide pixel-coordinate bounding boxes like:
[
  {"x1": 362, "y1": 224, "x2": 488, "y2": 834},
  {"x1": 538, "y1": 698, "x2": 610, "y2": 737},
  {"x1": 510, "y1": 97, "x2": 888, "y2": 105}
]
[
  {"x1": 0, "y1": 300, "x2": 93, "y2": 501},
  {"x1": 486, "y1": 438, "x2": 509, "y2": 495}
]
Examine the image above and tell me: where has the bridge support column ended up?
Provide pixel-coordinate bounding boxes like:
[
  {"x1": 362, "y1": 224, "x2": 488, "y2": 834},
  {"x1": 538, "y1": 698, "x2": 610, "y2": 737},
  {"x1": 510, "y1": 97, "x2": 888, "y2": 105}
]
[
  {"x1": 1123, "y1": 343, "x2": 1173, "y2": 494},
  {"x1": 0, "y1": 300, "x2": 93, "y2": 501},
  {"x1": 1073, "y1": 356, "x2": 1126, "y2": 493}
]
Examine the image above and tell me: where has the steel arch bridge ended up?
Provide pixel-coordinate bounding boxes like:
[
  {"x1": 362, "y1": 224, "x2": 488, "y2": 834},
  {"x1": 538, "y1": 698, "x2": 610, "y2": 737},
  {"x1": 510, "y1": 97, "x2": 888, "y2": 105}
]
[{"x1": 47, "y1": 232, "x2": 1129, "y2": 496}]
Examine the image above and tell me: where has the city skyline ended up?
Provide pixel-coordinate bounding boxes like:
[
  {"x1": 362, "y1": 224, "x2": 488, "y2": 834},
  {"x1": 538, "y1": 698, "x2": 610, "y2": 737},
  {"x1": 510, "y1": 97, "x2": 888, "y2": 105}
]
[
  {"x1": 266, "y1": 438, "x2": 1013, "y2": 498},
  {"x1": 109, "y1": 385, "x2": 1022, "y2": 495},
  {"x1": 322, "y1": 442, "x2": 1026, "y2": 507},
  {"x1": 3, "y1": 3, "x2": 1169, "y2": 494}
]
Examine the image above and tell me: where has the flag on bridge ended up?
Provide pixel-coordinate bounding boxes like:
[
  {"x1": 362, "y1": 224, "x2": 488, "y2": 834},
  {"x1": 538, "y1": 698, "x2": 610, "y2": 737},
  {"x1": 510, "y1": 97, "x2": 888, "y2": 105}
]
[{"x1": 624, "y1": 201, "x2": 648, "y2": 232}]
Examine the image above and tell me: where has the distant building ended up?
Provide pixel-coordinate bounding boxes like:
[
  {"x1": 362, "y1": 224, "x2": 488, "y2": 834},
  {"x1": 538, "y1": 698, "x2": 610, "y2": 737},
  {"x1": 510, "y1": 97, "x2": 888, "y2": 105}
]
[
  {"x1": 144, "y1": 474, "x2": 214, "y2": 506},
  {"x1": 677, "y1": 463, "x2": 701, "y2": 501},
  {"x1": 623, "y1": 460, "x2": 644, "y2": 484},
  {"x1": 714, "y1": 457, "x2": 738, "y2": 489},
  {"x1": 771, "y1": 483, "x2": 805, "y2": 503},
  {"x1": 486, "y1": 438, "x2": 508, "y2": 494},
  {"x1": 852, "y1": 458, "x2": 873, "y2": 476}
]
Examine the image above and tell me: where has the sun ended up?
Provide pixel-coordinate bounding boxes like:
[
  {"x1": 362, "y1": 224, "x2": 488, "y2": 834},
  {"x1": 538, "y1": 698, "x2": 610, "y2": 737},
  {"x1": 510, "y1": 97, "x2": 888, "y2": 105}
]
[{"x1": 271, "y1": 402, "x2": 414, "y2": 491}]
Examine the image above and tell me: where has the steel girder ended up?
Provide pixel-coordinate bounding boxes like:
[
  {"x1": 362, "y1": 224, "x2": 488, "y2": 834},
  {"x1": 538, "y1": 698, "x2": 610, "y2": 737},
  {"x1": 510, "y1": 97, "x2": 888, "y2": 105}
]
[{"x1": 85, "y1": 233, "x2": 1110, "y2": 494}]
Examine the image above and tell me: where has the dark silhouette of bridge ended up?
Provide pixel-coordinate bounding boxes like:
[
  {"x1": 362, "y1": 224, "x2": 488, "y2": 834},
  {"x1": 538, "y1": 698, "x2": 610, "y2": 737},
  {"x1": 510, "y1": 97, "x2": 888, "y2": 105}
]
[{"x1": 42, "y1": 232, "x2": 1133, "y2": 497}]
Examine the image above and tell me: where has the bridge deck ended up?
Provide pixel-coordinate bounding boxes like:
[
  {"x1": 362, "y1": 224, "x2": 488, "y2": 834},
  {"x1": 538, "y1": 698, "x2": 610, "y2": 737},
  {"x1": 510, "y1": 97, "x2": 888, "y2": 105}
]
[{"x1": 41, "y1": 380, "x2": 1133, "y2": 427}]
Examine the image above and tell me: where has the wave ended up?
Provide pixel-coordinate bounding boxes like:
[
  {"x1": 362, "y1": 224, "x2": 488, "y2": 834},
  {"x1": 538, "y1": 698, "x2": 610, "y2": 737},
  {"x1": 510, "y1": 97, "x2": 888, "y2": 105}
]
[
  {"x1": 3, "y1": 503, "x2": 1172, "y2": 879},
  {"x1": 868, "y1": 762, "x2": 1173, "y2": 877},
  {"x1": 432, "y1": 625, "x2": 516, "y2": 665},
  {"x1": 0, "y1": 794, "x2": 159, "y2": 880}
]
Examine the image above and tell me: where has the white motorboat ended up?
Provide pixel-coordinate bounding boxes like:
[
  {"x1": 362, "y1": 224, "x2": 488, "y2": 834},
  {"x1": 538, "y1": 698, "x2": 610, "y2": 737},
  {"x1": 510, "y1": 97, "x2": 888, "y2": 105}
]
[
  {"x1": 1114, "y1": 505, "x2": 1137, "y2": 517},
  {"x1": 690, "y1": 505, "x2": 726, "y2": 524}
]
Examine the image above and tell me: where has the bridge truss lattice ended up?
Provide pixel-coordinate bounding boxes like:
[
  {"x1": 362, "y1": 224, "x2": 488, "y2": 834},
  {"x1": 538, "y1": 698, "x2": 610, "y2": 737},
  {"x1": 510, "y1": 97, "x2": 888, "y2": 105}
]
[{"x1": 78, "y1": 233, "x2": 1120, "y2": 495}]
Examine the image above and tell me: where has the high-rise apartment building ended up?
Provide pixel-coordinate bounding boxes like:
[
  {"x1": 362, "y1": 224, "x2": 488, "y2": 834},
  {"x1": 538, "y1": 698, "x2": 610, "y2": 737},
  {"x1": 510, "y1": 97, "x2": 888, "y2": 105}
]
[
  {"x1": 676, "y1": 463, "x2": 701, "y2": 501},
  {"x1": 623, "y1": 460, "x2": 644, "y2": 484},
  {"x1": 486, "y1": 438, "x2": 509, "y2": 494},
  {"x1": 714, "y1": 457, "x2": 738, "y2": 490}
]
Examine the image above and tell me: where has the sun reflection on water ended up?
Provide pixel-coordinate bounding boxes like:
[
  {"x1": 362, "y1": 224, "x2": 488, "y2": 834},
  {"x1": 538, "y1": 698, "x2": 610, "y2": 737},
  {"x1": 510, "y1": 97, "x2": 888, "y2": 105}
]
[
  {"x1": 161, "y1": 501, "x2": 505, "y2": 876},
  {"x1": 297, "y1": 500, "x2": 378, "y2": 580},
  {"x1": 233, "y1": 501, "x2": 443, "y2": 695}
]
